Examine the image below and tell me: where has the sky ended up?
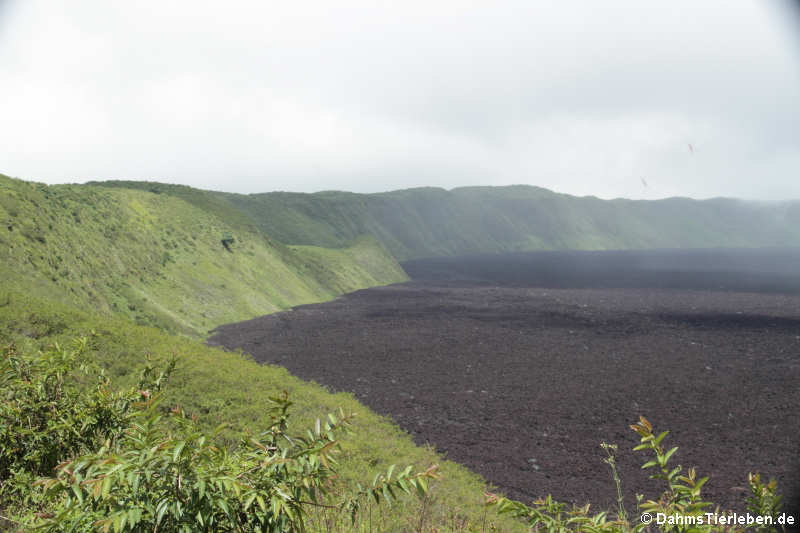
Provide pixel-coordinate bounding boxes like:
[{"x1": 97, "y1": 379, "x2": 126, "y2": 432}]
[{"x1": 0, "y1": 1, "x2": 798, "y2": 200}]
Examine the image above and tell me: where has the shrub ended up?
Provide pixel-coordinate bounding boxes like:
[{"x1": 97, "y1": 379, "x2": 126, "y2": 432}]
[
  {"x1": 746, "y1": 474, "x2": 783, "y2": 533},
  {"x1": 486, "y1": 416, "x2": 785, "y2": 533},
  {"x1": 35, "y1": 394, "x2": 437, "y2": 532},
  {"x1": 0, "y1": 340, "x2": 171, "y2": 510},
  {"x1": 221, "y1": 233, "x2": 235, "y2": 252},
  {"x1": 0, "y1": 340, "x2": 436, "y2": 532}
]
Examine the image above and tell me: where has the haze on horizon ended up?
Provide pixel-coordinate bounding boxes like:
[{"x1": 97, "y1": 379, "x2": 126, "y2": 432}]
[{"x1": 0, "y1": 1, "x2": 799, "y2": 201}]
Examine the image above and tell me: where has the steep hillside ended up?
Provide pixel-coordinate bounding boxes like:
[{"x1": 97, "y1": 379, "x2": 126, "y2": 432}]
[
  {"x1": 226, "y1": 186, "x2": 800, "y2": 260},
  {"x1": 94, "y1": 181, "x2": 800, "y2": 261},
  {"x1": 0, "y1": 175, "x2": 407, "y2": 336}
]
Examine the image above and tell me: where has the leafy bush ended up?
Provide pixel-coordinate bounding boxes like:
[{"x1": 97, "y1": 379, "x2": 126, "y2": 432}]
[
  {"x1": 36, "y1": 393, "x2": 437, "y2": 532},
  {"x1": 0, "y1": 339, "x2": 171, "y2": 511},
  {"x1": 221, "y1": 233, "x2": 235, "y2": 252},
  {"x1": 746, "y1": 474, "x2": 783, "y2": 533},
  {"x1": 0, "y1": 340, "x2": 436, "y2": 532}
]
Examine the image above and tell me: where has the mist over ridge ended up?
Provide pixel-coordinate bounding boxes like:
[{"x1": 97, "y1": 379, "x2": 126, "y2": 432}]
[{"x1": 96, "y1": 180, "x2": 800, "y2": 261}]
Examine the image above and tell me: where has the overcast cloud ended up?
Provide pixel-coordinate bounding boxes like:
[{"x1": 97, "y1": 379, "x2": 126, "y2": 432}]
[{"x1": 0, "y1": 1, "x2": 798, "y2": 199}]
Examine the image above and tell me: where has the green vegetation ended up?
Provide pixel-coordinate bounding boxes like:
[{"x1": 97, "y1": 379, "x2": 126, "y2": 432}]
[
  {"x1": 0, "y1": 338, "x2": 162, "y2": 510},
  {"x1": 0, "y1": 175, "x2": 407, "y2": 337},
  {"x1": 234, "y1": 187, "x2": 800, "y2": 260},
  {"x1": 90, "y1": 183, "x2": 800, "y2": 261},
  {"x1": 1, "y1": 340, "x2": 436, "y2": 532},
  {"x1": 92, "y1": 180, "x2": 800, "y2": 262}
]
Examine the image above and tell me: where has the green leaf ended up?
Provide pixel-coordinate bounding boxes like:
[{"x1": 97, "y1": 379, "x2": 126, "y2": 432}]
[
  {"x1": 244, "y1": 493, "x2": 257, "y2": 510},
  {"x1": 156, "y1": 499, "x2": 169, "y2": 524},
  {"x1": 217, "y1": 498, "x2": 230, "y2": 516},
  {"x1": 101, "y1": 475, "x2": 112, "y2": 499},
  {"x1": 172, "y1": 440, "x2": 186, "y2": 462},
  {"x1": 71, "y1": 482, "x2": 84, "y2": 505},
  {"x1": 398, "y1": 478, "x2": 409, "y2": 493},
  {"x1": 272, "y1": 496, "x2": 282, "y2": 516},
  {"x1": 128, "y1": 508, "x2": 141, "y2": 527},
  {"x1": 663, "y1": 446, "x2": 678, "y2": 464}
]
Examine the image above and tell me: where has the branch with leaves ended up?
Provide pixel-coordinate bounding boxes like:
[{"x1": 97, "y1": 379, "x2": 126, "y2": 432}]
[{"x1": 33, "y1": 390, "x2": 436, "y2": 532}]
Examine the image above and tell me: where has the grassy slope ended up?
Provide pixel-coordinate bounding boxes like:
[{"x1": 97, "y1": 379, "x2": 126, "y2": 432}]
[
  {"x1": 0, "y1": 290, "x2": 524, "y2": 532},
  {"x1": 214, "y1": 185, "x2": 800, "y2": 260},
  {"x1": 0, "y1": 175, "x2": 407, "y2": 336}
]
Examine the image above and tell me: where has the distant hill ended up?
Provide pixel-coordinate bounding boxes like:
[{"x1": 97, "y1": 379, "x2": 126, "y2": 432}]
[
  {"x1": 98, "y1": 181, "x2": 800, "y2": 260},
  {"x1": 0, "y1": 175, "x2": 407, "y2": 336}
]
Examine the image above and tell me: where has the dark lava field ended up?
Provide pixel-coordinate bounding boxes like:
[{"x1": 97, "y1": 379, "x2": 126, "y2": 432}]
[{"x1": 209, "y1": 248, "x2": 800, "y2": 514}]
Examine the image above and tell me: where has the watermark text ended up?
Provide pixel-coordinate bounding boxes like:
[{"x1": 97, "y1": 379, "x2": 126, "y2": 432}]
[{"x1": 640, "y1": 512, "x2": 795, "y2": 527}]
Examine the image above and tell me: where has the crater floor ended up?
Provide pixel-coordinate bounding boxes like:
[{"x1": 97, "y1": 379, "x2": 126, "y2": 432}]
[{"x1": 210, "y1": 249, "x2": 800, "y2": 513}]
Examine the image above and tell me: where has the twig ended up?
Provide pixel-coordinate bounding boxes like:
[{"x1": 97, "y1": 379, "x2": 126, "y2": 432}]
[
  {"x1": 297, "y1": 500, "x2": 340, "y2": 510},
  {"x1": 0, "y1": 514, "x2": 23, "y2": 525}
]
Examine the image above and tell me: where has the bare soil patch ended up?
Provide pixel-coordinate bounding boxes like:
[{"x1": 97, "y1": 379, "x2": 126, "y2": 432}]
[{"x1": 209, "y1": 249, "x2": 800, "y2": 514}]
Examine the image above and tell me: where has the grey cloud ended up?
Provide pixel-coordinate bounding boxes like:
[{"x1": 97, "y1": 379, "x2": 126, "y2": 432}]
[{"x1": 0, "y1": 0, "x2": 797, "y2": 200}]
